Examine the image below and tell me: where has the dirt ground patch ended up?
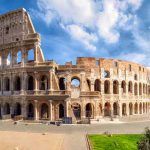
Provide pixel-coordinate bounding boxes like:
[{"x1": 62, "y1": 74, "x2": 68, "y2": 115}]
[{"x1": 0, "y1": 131, "x2": 63, "y2": 150}]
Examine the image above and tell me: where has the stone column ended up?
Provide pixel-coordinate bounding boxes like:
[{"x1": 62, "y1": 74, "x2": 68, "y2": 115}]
[
  {"x1": 21, "y1": 49, "x2": 25, "y2": 67},
  {"x1": 126, "y1": 103, "x2": 129, "y2": 116},
  {"x1": 65, "y1": 100, "x2": 69, "y2": 117},
  {"x1": 34, "y1": 72, "x2": 38, "y2": 93},
  {"x1": 34, "y1": 100, "x2": 39, "y2": 120},
  {"x1": 119, "y1": 103, "x2": 122, "y2": 117},
  {"x1": 101, "y1": 81, "x2": 104, "y2": 94},
  {"x1": 22, "y1": 102, "x2": 27, "y2": 119},
  {"x1": 34, "y1": 44, "x2": 38, "y2": 63},
  {"x1": 91, "y1": 79, "x2": 94, "y2": 92},
  {"x1": 21, "y1": 72, "x2": 25, "y2": 95},
  {"x1": 49, "y1": 100, "x2": 53, "y2": 121},
  {"x1": 80, "y1": 72, "x2": 85, "y2": 92},
  {"x1": 48, "y1": 69, "x2": 53, "y2": 91}
]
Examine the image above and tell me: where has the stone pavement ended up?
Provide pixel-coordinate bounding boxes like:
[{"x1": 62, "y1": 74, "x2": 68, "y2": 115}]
[{"x1": 0, "y1": 120, "x2": 150, "y2": 150}]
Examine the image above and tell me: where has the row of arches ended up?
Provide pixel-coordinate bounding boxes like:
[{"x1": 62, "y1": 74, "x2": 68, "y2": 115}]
[
  {"x1": 5, "y1": 49, "x2": 35, "y2": 66},
  {"x1": 59, "y1": 77, "x2": 150, "y2": 95},
  {"x1": 0, "y1": 101, "x2": 149, "y2": 120},
  {"x1": 1, "y1": 75, "x2": 49, "y2": 91},
  {"x1": 107, "y1": 102, "x2": 150, "y2": 116}
]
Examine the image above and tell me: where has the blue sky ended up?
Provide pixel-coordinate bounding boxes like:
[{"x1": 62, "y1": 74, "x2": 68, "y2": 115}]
[{"x1": 0, "y1": 0, "x2": 150, "y2": 66}]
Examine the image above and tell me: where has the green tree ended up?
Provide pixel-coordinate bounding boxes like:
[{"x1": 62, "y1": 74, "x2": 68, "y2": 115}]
[{"x1": 138, "y1": 127, "x2": 150, "y2": 150}]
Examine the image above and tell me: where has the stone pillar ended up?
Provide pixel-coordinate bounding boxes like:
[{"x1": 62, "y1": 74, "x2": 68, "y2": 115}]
[
  {"x1": 91, "y1": 79, "x2": 94, "y2": 92},
  {"x1": 34, "y1": 44, "x2": 38, "y2": 63},
  {"x1": 21, "y1": 49, "x2": 25, "y2": 67},
  {"x1": 66, "y1": 73, "x2": 71, "y2": 91},
  {"x1": 21, "y1": 72, "x2": 26, "y2": 95},
  {"x1": 126, "y1": 103, "x2": 129, "y2": 116},
  {"x1": 65, "y1": 100, "x2": 69, "y2": 117},
  {"x1": 119, "y1": 103, "x2": 122, "y2": 117},
  {"x1": 9, "y1": 73, "x2": 13, "y2": 94},
  {"x1": 80, "y1": 72, "x2": 85, "y2": 92},
  {"x1": 34, "y1": 72, "x2": 38, "y2": 93},
  {"x1": 48, "y1": 70, "x2": 53, "y2": 91},
  {"x1": 49, "y1": 100, "x2": 53, "y2": 121},
  {"x1": 110, "y1": 80, "x2": 113, "y2": 94},
  {"x1": 22, "y1": 102, "x2": 27, "y2": 119},
  {"x1": 34, "y1": 100, "x2": 39, "y2": 120},
  {"x1": 101, "y1": 81, "x2": 104, "y2": 94}
]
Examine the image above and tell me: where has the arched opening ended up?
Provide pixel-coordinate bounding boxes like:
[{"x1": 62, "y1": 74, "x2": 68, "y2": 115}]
[
  {"x1": 59, "y1": 77, "x2": 66, "y2": 90},
  {"x1": 27, "y1": 103, "x2": 34, "y2": 119},
  {"x1": 139, "y1": 83, "x2": 142, "y2": 95},
  {"x1": 72, "y1": 103, "x2": 81, "y2": 120},
  {"x1": 143, "y1": 103, "x2": 145, "y2": 113},
  {"x1": 104, "y1": 102, "x2": 111, "y2": 116},
  {"x1": 128, "y1": 81, "x2": 132, "y2": 93},
  {"x1": 134, "y1": 83, "x2": 138, "y2": 95},
  {"x1": 40, "y1": 75, "x2": 48, "y2": 90},
  {"x1": 122, "y1": 103, "x2": 126, "y2": 116},
  {"x1": 7, "y1": 53, "x2": 11, "y2": 66},
  {"x1": 129, "y1": 103, "x2": 133, "y2": 115},
  {"x1": 17, "y1": 51, "x2": 22, "y2": 64},
  {"x1": 59, "y1": 104, "x2": 64, "y2": 119},
  {"x1": 28, "y1": 49, "x2": 34, "y2": 62},
  {"x1": 113, "y1": 80, "x2": 119, "y2": 94},
  {"x1": 87, "y1": 79, "x2": 91, "y2": 91},
  {"x1": 14, "y1": 103, "x2": 21, "y2": 116},
  {"x1": 71, "y1": 77, "x2": 80, "y2": 88},
  {"x1": 134, "y1": 103, "x2": 138, "y2": 114},
  {"x1": 139, "y1": 103, "x2": 142, "y2": 114},
  {"x1": 104, "y1": 80, "x2": 110, "y2": 94},
  {"x1": 40, "y1": 103, "x2": 49, "y2": 119},
  {"x1": 28, "y1": 76, "x2": 34, "y2": 90},
  {"x1": 94, "y1": 79, "x2": 101, "y2": 92},
  {"x1": 85, "y1": 103, "x2": 94, "y2": 118},
  {"x1": 5, "y1": 77, "x2": 10, "y2": 91},
  {"x1": 4, "y1": 103, "x2": 10, "y2": 115},
  {"x1": 113, "y1": 102, "x2": 118, "y2": 115},
  {"x1": 134, "y1": 74, "x2": 138, "y2": 80},
  {"x1": 14, "y1": 76, "x2": 21, "y2": 91},
  {"x1": 121, "y1": 81, "x2": 126, "y2": 93},
  {"x1": 143, "y1": 84, "x2": 145, "y2": 94},
  {"x1": 104, "y1": 70, "x2": 110, "y2": 78}
]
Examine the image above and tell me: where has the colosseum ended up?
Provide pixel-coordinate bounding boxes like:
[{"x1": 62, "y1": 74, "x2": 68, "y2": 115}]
[{"x1": 0, "y1": 8, "x2": 149, "y2": 123}]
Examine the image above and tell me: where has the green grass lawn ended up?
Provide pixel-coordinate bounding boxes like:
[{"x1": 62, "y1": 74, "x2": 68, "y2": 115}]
[{"x1": 88, "y1": 134, "x2": 142, "y2": 150}]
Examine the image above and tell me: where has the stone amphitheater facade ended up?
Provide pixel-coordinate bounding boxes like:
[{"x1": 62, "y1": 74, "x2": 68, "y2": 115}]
[{"x1": 0, "y1": 8, "x2": 149, "y2": 123}]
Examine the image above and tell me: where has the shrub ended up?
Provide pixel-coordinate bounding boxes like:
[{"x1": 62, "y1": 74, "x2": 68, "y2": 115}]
[{"x1": 138, "y1": 127, "x2": 150, "y2": 150}]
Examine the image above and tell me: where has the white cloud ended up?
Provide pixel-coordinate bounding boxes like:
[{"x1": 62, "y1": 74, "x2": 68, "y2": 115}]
[
  {"x1": 61, "y1": 24, "x2": 98, "y2": 51},
  {"x1": 118, "y1": 53, "x2": 146, "y2": 65},
  {"x1": 33, "y1": 0, "x2": 144, "y2": 50}
]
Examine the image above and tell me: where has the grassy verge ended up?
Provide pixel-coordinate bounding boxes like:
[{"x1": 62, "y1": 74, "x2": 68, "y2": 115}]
[{"x1": 88, "y1": 134, "x2": 142, "y2": 150}]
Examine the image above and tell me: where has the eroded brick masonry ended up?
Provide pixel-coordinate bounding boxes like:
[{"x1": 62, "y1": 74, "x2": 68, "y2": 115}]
[{"x1": 0, "y1": 8, "x2": 150, "y2": 123}]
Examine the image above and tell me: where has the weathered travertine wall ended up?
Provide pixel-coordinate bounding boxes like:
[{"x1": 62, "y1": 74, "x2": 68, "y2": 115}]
[{"x1": 0, "y1": 8, "x2": 149, "y2": 123}]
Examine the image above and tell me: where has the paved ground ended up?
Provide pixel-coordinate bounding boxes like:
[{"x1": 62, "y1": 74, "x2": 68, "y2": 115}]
[{"x1": 0, "y1": 120, "x2": 150, "y2": 150}]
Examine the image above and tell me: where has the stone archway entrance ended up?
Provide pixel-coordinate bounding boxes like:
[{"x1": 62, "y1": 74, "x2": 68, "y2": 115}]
[
  {"x1": 27, "y1": 103, "x2": 34, "y2": 119},
  {"x1": 4, "y1": 103, "x2": 10, "y2": 115},
  {"x1": 113, "y1": 102, "x2": 118, "y2": 116},
  {"x1": 59, "y1": 104, "x2": 64, "y2": 119},
  {"x1": 122, "y1": 103, "x2": 126, "y2": 116},
  {"x1": 14, "y1": 103, "x2": 21, "y2": 116},
  {"x1": 72, "y1": 103, "x2": 81, "y2": 120},
  {"x1": 41, "y1": 103, "x2": 49, "y2": 119},
  {"x1": 104, "y1": 102, "x2": 111, "y2": 116},
  {"x1": 85, "y1": 103, "x2": 94, "y2": 118}
]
